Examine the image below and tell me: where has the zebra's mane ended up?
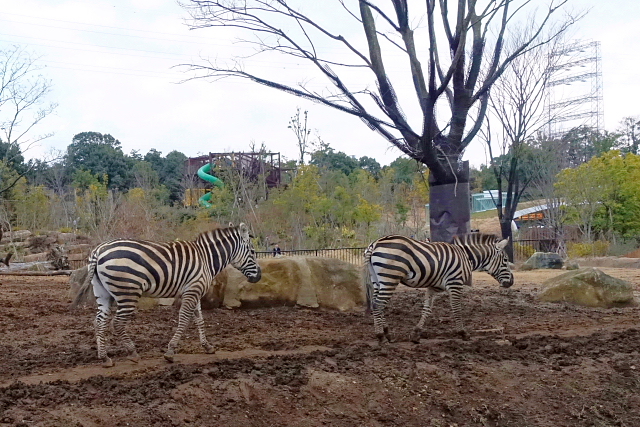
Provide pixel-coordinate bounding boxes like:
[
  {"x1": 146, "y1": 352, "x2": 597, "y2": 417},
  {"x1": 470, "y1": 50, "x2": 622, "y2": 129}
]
[
  {"x1": 451, "y1": 233, "x2": 500, "y2": 246},
  {"x1": 195, "y1": 225, "x2": 237, "y2": 243}
]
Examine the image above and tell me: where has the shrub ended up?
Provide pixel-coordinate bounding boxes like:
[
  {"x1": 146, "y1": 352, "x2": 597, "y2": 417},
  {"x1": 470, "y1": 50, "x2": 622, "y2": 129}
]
[{"x1": 567, "y1": 240, "x2": 610, "y2": 258}]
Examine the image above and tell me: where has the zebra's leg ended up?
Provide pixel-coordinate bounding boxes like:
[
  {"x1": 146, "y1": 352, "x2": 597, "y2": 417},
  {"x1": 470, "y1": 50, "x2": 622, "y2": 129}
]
[
  {"x1": 112, "y1": 295, "x2": 141, "y2": 363},
  {"x1": 372, "y1": 281, "x2": 398, "y2": 345},
  {"x1": 411, "y1": 288, "x2": 437, "y2": 343},
  {"x1": 164, "y1": 290, "x2": 199, "y2": 362},
  {"x1": 193, "y1": 301, "x2": 215, "y2": 354},
  {"x1": 93, "y1": 277, "x2": 115, "y2": 368},
  {"x1": 448, "y1": 285, "x2": 470, "y2": 340}
]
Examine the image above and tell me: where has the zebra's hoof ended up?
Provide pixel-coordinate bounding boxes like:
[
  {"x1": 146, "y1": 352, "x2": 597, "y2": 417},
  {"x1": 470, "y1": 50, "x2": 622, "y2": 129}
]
[
  {"x1": 458, "y1": 330, "x2": 471, "y2": 341},
  {"x1": 102, "y1": 357, "x2": 114, "y2": 368},
  {"x1": 376, "y1": 333, "x2": 389, "y2": 346},
  {"x1": 204, "y1": 345, "x2": 216, "y2": 354},
  {"x1": 410, "y1": 331, "x2": 422, "y2": 344},
  {"x1": 164, "y1": 350, "x2": 175, "y2": 363}
]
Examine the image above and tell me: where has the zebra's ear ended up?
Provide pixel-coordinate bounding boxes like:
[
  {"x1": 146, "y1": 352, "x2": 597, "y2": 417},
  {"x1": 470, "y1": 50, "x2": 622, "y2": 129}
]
[
  {"x1": 496, "y1": 239, "x2": 509, "y2": 251},
  {"x1": 228, "y1": 222, "x2": 234, "y2": 227},
  {"x1": 238, "y1": 222, "x2": 249, "y2": 236}
]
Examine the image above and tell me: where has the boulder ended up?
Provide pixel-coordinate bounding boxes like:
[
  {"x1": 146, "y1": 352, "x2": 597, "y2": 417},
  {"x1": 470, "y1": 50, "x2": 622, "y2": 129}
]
[
  {"x1": 68, "y1": 266, "x2": 89, "y2": 303},
  {"x1": 202, "y1": 256, "x2": 364, "y2": 311},
  {"x1": 538, "y1": 267, "x2": 637, "y2": 308},
  {"x1": 521, "y1": 252, "x2": 563, "y2": 270},
  {"x1": 565, "y1": 260, "x2": 580, "y2": 270}
]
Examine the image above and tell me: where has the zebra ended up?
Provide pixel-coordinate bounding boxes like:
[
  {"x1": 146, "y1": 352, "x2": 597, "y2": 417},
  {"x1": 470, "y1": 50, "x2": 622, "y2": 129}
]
[
  {"x1": 72, "y1": 223, "x2": 261, "y2": 367},
  {"x1": 363, "y1": 233, "x2": 513, "y2": 344}
]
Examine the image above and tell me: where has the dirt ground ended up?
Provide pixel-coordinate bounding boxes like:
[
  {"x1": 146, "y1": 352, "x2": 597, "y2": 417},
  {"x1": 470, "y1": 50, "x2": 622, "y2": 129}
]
[{"x1": 2, "y1": 268, "x2": 640, "y2": 427}]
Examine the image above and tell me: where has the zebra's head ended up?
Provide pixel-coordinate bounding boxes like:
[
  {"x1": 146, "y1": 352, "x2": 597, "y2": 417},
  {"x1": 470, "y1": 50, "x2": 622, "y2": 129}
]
[
  {"x1": 230, "y1": 223, "x2": 262, "y2": 283},
  {"x1": 487, "y1": 238, "x2": 514, "y2": 288}
]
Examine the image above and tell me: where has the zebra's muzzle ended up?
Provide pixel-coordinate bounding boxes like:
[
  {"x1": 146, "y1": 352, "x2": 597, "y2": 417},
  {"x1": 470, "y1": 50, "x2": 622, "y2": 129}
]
[
  {"x1": 246, "y1": 270, "x2": 262, "y2": 283},
  {"x1": 501, "y1": 276, "x2": 514, "y2": 288}
]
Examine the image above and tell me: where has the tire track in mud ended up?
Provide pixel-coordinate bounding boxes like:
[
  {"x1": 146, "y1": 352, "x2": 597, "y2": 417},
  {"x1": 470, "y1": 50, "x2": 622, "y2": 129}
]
[{"x1": 2, "y1": 345, "x2": 331, "y2": 387}]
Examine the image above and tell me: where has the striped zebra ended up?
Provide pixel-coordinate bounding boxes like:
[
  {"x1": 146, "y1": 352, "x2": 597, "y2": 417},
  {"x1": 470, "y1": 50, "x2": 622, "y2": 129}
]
[
  {"x1": 364, "y1": 233, "x2": 513, "y2": 344},
  {"x1": 73, "y1": 223, "x2": 261, "y2": 367}
]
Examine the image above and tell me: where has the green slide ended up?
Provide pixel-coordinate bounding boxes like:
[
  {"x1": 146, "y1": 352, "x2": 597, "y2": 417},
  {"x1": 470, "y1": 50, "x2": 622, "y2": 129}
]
[{"x1": 197, "y1": 163, "x2": 224, "y2": 207}]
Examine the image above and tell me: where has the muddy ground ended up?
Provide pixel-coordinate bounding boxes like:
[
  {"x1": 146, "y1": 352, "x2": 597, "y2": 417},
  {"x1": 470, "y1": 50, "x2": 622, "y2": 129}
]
[{"x1": 1, "y1": 268, "x2": 640, "y2": 426}]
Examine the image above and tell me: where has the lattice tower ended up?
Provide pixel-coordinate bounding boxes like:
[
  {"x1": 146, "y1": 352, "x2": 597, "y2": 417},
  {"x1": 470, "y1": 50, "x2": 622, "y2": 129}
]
[{"x1": 546, "y1": 40, "x2": 603, "y2": 138}]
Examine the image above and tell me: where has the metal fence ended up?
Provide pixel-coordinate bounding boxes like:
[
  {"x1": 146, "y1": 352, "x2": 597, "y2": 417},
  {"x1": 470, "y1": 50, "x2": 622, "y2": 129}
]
[
  {"x1": 68, "y1": 241, "x2": 547, "y2": 270},
  {"x1": 262, "y1": 241, "x2": 550, "y2": 265},
  {"x1": 257, "y1": 247, "x2": 367, "y2": 265},
  {"x1": 513, "y1": 239, "x2": 555, "y2": 262}
]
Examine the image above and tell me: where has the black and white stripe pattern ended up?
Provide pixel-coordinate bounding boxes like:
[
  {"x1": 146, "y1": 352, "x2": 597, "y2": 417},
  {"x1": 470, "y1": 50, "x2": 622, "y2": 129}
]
[
  {"x1": 74, "y1": 223, "x2": 261, "y2": 367},
  {"x1": 364, "y1": 233, "x2": 513, "y2": 343}
]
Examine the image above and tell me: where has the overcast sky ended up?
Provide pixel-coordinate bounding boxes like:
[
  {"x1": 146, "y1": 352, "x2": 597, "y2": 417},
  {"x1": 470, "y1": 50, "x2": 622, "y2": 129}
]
[{"x1": 2, "y1": 0, "x2": 639, "y2": 168}]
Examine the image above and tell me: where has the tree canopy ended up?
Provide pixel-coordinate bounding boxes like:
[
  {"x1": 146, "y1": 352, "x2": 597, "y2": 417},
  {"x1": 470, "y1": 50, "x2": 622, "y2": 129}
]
[{"x1": 65, "y1": 132, "x2": 133, "y2": 190}]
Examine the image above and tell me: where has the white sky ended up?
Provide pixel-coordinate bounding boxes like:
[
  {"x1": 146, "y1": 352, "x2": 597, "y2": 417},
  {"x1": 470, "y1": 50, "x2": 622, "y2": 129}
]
[{"x1": 1, "y1": 0, "x2": 638, "y2": 168}]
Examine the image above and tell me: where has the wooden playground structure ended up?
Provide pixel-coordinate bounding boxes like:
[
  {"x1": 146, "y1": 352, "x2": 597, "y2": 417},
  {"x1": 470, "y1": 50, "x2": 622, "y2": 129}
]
[{"x1": 183, "y1": 152, "x2": 287, "y2": 206}]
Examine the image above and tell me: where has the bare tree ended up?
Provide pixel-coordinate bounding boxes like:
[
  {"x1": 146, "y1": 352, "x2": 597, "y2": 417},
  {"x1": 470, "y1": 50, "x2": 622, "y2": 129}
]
[
  {"x1": 481, "y1": 27, "x2": 576, "y2": 260},
  {"x1": 0, "y1": 46, "x2": 57, "y2": 195},
  {"x1": 179, "y1": 0, "x2": 576, "y2": 241},
  {"x1": 529, "y1": 136, "x2": 569, "y2": 255},
  {"x1": 288, "y1": 107, "x2": 312, "y2": 165}
]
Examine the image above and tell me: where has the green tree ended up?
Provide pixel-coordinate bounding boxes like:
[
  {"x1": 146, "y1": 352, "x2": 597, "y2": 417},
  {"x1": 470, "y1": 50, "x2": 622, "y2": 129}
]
[
  {"x1": 13, "y1": 185, "x2": 51, "y2": 231},
  {"x1": 560, "y1": 126, "x2": 619, "y2": 167},
  {"x1": 72, "y1": 169, "x2": 103, "y2": 191},
  {"x1": 143, "y1": 149, "x2": 187, "y2": 204},
  {"x1": 358, "y1": 156, "x2": 381, "y2": 178},
  {"x1": 555, "y1": 151, "x2": 640, "y2": 242},
  {"x1": 66, "y1": 132, "x2": 133, "y2": 190},
  {"x1": 616, "y1": 116, "x2": 640, "y2": 155},
  {"x1": 386, "y1": 157, "x2": 425, "y2": 184},
  {"x1": 310, "y1": 143, "x2": 358, "y2": 176}
]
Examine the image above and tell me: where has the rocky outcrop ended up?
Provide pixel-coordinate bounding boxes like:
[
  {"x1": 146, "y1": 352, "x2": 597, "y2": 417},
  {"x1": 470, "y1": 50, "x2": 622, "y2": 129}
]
[{"x1": 538, "y1": 267, "x2": 637, "y2": 308}]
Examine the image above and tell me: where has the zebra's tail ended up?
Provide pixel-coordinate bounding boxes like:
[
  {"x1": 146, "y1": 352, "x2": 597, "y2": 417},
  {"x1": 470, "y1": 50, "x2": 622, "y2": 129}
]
[
  {"x1": 363, "y1": 245, "x2": 375, "y2": 314},
  {"x1": 70, "y1": 251, "x2": 98, "y2": 308}
]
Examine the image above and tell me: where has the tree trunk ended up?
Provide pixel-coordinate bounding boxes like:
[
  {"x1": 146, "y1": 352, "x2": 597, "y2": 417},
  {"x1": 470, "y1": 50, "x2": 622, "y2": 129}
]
[
  {"x1": 500, "y1": 219, "x2": 515, "y2": 263},
  {"x1": 428, "y1": 160, "x2": 470, "y2": 243}
]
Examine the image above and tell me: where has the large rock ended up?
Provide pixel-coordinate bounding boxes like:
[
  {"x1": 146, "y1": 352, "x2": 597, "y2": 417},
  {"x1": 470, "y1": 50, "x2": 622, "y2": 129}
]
[
  {"x1": 202, "y1": 256, "x2": 364, "y2": 311},
  {"x1": 538, "y1": 267, "x2": 637, "y2": 308},
  {"x1": 68, "y1": 266, "x2": 89, "y2": 302},
  {"x1": 521, "y1": 252, "x2": 563, "y2": 270}
]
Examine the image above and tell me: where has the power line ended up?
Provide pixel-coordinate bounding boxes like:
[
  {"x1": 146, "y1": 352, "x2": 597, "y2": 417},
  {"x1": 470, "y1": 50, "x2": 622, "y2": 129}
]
[
  {"x1": 0, "y1": 32, "x2": 325, "y2": 71},
  {"x1": 0, "y1": 14, "x2": 224, "y2": 48},
  {"x1": 0, "y1": 32, "x2": 200, "y2": 59},
  {"x1": 0, "y1": 11, "x2": 208, "y2": 41}
]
